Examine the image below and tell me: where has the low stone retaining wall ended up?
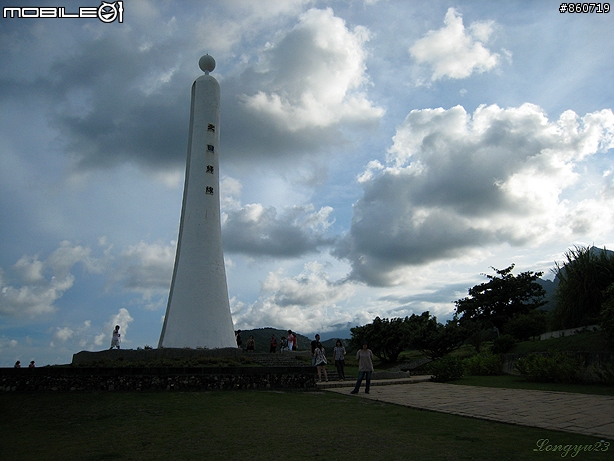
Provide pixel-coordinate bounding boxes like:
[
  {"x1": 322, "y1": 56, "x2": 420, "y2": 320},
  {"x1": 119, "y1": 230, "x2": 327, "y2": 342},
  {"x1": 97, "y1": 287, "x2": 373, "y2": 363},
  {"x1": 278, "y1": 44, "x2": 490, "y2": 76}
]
[
  {"x1": 0, "y1": 366, "x2": 318, "y2": 392},
  {"x1": 539, "y1": 325, "x2": 601, "y2": 340},
  {"x1": 71, "y1": 347, "x2": 242, "y2": 365}
]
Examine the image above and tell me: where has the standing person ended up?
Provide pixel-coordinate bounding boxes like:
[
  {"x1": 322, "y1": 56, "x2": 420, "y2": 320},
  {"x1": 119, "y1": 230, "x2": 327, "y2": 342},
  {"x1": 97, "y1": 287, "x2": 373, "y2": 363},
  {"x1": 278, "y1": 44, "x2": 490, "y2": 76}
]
[
  {"x1": 269, "y1": 334, "x2": 278, "y2": 353},
  {"x1": 246, "y1": 335, "x2": 255, "y2": 353},
  {"x1": 235, "y1": 330, "x2": 243, "y2": 350},
  {"x1": 110, "y1": 325, "x2": 121, "y2": 350},
  {"x1": 14, "y1": 361, "x2": 21, "y2": 368},
  {"x1": 310, "y1": 334, "x2": 321, "y2": 365},
  {"x1": 28, "y1": 361, "x2": 35, "y2": 368},
  {"x1": 314, "y1": 342, "x2": 328, "y2": 382},
  {"x1": 333, "y1": 340, "x2": 346, "y2": 381},
  {"x1": 350, "y1": 342, "x2": 373, "y2": 394},
  {"x1": 287, "y1": 330, "x2": 295, "y2": 351},
  {"x1": 280, "y1": 336, "x2": 288, "y2": 353}
]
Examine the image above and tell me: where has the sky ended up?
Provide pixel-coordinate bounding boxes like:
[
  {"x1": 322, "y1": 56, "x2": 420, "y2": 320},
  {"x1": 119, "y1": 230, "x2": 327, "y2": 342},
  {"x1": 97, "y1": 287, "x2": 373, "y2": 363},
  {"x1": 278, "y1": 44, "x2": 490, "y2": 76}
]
[{"x1": 1, "y1": 0, "x2": 613, "y2": 366}]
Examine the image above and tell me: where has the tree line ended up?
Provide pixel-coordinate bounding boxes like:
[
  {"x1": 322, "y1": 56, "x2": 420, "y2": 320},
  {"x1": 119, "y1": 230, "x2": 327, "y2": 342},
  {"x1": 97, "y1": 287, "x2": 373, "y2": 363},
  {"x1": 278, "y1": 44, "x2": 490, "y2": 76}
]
[{"x1": 350, "y1": 245, "x2": 614, "y2": 362}]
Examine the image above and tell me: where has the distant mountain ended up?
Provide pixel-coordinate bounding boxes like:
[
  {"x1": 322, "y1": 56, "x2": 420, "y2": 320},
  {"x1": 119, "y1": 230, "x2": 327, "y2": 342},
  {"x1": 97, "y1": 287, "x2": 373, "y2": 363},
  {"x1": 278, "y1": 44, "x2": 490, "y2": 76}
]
[
  {"x1": 319, "y1": 328, "x2": 353, "y2": 342},
  {"x1": 235, "y1": 327, "x2": 353, "y2": 353},
  {"x1": 536, "y1": 277, "x2": 558, "y2": 311},
  {"x1": 234, "y1": 327, "x2": 313, "y2": 353}
]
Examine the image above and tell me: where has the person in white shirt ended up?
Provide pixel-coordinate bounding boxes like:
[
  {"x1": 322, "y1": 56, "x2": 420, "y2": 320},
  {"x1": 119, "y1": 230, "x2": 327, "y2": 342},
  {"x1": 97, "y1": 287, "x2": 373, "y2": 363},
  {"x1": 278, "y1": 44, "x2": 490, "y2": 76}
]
[
  {"x1": 350, "y1": 342, "x2": 373, "y2": 394},
  {"x1": 110, "y1": 325, "x2": 121, "y2": 349}
]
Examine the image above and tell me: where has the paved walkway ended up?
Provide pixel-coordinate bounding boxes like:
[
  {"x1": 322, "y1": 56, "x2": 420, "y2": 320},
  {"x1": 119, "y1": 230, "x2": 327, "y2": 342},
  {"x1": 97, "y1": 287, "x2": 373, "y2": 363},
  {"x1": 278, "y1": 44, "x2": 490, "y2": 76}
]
[{"x1": 320, "y1": 378, "x2": 614, "y2": 439}]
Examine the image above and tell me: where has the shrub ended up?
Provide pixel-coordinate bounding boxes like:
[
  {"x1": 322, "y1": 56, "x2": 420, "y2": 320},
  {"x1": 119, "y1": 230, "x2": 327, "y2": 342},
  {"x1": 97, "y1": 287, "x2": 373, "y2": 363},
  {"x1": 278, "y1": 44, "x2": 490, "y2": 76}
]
[
  {"x1": 601, "y1": 283, "x2": 614, "y2": 347},
  {"x1": 464, "y1": 352, "x2": 502, "y2": 376},
  {"x1": 504, "y1": 310, "x2": 549, "y2": 340},
  {"x1": 592, "y1": 360, "x2": 614, "y2": 385},
  {"x1": 490, "y1": 334, "x2": 516, "y2": 354},
  {"x1": 427, "y1": 356, "x2": 464, "y2": 382},
  {"x1": 514, "y1": 353, "x2": 583, "y2": 383}
]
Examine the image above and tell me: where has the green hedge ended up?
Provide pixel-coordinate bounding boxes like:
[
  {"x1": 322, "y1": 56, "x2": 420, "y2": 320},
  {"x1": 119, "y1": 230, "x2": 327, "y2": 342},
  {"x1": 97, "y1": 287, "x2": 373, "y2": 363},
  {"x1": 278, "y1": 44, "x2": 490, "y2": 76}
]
[
  {"x1": 464, "y1": 352, "x2": 502, "y2": 376},
  {"x1": 427, "y1": 356, "x2": 464, "y2": 382},
  {"x1": 514, "y1": 353, "x2": 582, "y2": 383}
]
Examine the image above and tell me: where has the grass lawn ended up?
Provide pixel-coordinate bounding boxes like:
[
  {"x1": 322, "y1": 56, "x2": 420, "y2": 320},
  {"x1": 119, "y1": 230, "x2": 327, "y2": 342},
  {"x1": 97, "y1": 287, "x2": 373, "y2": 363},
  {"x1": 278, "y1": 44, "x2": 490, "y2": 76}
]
[{"x1": 1, "y1": 390, "x2": 611, "y2": 460}]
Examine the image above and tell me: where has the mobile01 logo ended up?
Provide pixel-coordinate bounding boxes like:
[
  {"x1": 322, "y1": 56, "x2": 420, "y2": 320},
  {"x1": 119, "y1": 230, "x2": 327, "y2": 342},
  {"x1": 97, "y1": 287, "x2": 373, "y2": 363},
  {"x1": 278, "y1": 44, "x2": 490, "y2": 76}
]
[{"x1": 3, "y1": 1, "x2": 123, "y2": 23}]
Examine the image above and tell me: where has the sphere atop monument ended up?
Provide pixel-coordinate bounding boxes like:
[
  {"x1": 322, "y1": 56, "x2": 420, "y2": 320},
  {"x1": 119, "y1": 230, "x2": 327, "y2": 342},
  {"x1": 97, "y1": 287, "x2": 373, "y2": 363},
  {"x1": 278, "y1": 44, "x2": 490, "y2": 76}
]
[{"x1": 199, "y1": 54, "x2": 216, "y2": 74}]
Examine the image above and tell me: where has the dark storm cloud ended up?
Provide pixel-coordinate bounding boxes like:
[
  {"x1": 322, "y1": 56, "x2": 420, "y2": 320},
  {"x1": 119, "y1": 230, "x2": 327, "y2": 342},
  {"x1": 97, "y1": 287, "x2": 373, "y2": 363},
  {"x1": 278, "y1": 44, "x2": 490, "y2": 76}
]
[
  {"x1": 0, "y1": 28, "x2": 193, "y2": 170},
  {"x1": 0, "y1": 6, "x2": 382, "y2": 174},
  {"x1": 48, "y1": 34, "x2": 192, "y2": 169}
]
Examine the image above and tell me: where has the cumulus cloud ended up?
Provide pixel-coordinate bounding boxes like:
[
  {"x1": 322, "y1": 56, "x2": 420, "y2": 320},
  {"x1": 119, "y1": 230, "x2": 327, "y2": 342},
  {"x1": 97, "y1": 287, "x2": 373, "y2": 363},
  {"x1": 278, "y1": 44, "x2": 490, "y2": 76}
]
[
  {"x1": 335, "y1": 104, "x2": 614, "y2": 286},
  {"x1": 51, "y1": 320, "x2": 96, "y2": 349},
  {"x1": 52, "y1": 309, "x2": 134, "y2": 350},
  {"x1": 0, "y1": 242, "x2": 99, "y2": 317},
  {"x1": 190, "y1": 0, "x2": 313, "y2": 54},
  {"x1": 220, "y1": 175, "x2": 337, "y2": 257},
  {"x1": 223, "y1": 203, "x2": 336, "y2": 257},
  {"x1": 54, "y1": 326, "x2": 74, "y2": 342},
  {"x1": 108, "y1": 241, "x2": 175, "y2": 309},
  {"x1": 240, "y1": 7, "x2": 384, "y2": 131},
  {"x1": 0, "y1": 336, "x2": 19, "y2": 350},
  {"x1": 95, "y1": 307, "x2": 134, "y2": 345},
  {"x1": 106, "y1": 308, "x2": 134, "y2": 340},
  {"x1": 410, "y1": 8, "x2": 501, "y2": 81},
  {"x1": 232, "y1": 261, "x2": 356, "y2": 333}
]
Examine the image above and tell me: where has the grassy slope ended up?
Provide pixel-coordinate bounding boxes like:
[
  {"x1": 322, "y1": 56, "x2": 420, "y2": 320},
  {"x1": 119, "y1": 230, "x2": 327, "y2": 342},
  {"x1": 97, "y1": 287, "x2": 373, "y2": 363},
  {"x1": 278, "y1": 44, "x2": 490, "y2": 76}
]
[{"x1": 511, "y1": 330, "x2": 611, "y2": 354}]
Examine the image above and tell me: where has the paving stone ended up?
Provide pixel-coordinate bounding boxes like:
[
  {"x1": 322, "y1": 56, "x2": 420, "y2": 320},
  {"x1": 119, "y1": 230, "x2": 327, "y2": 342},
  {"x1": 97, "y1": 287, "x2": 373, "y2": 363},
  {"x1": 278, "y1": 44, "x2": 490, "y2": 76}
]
[{"x1": 324, "y1": 381, "x2": 614, "y2": 440}]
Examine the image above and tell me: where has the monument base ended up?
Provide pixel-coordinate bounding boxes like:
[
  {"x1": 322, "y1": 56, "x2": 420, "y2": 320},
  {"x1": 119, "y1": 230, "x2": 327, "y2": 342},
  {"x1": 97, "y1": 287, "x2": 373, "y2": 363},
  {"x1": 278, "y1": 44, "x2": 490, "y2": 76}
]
[{"x1": 72, "y1": 347, "x2": 241, "y2": 365}]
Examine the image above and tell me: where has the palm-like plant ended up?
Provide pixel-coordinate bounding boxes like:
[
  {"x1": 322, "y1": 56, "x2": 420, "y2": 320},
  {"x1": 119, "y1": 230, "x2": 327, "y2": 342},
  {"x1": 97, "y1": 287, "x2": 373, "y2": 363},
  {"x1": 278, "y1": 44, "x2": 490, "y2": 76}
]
[{"x1": 552, "y1": 245, "x2": 614, "y2": 328}]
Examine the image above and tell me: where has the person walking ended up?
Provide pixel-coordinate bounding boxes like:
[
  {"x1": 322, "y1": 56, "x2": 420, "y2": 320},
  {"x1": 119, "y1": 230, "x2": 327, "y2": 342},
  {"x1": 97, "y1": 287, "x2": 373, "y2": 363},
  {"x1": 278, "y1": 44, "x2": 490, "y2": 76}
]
[
  {"x1": 287, "y1": 330, "x2": 296, "y2": 351},
  {"x1": 110, "y1": 325, "x2": 121, "y2": 349},
  {"x1": 332, "y1": 339, "x2": 346, "y2": 380},
  {"x1": 350, "y1": 342, "x2": 373, "y2": 394},
  {"x1": 310, "y1": 334, "x2": 321, "y2": 365},
  {"x1": 314, "y1": 342, "x2": 328, "y2": 382}
]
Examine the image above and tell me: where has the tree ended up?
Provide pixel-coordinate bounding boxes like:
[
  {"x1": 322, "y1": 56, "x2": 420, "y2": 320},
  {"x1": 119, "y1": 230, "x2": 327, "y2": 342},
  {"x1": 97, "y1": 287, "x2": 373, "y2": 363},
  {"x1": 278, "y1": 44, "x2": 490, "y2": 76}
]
[
  {"x1": 503, "y1": 310, "x2": 549, "y2": 341},
  {"x1": 406, "y1": 312, "x2": 467, "y2": 360},
  {"x1": 552, "y1": 246, "x2": 614, "y2": 329},
  {"x1": 454, "y1": 265, "x2": 546, "y2": 332},
  {"x1": 349, "y1": 317, "x2": 409, "y2": 363}
]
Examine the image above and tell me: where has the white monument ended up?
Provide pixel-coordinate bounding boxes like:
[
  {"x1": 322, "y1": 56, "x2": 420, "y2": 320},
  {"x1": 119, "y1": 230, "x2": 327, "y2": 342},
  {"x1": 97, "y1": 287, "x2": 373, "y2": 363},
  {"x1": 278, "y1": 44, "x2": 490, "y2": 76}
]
[{"x1": 158, "y1": 55, "x2": 236, "y2": 349}]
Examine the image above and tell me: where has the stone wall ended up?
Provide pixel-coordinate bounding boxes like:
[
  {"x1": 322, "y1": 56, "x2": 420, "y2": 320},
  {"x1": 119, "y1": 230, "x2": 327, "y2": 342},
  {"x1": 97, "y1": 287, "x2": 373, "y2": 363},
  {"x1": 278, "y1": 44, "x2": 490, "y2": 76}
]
[
  {"x1": 0, "y1": 366, "x2": 318, "y2": 392},
  {"x1": 539, "y1": 325, "x2": 601, "y2": 340},
  {"x1": 71, "y1": 347, "x2": 242, "y2": 365}
]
